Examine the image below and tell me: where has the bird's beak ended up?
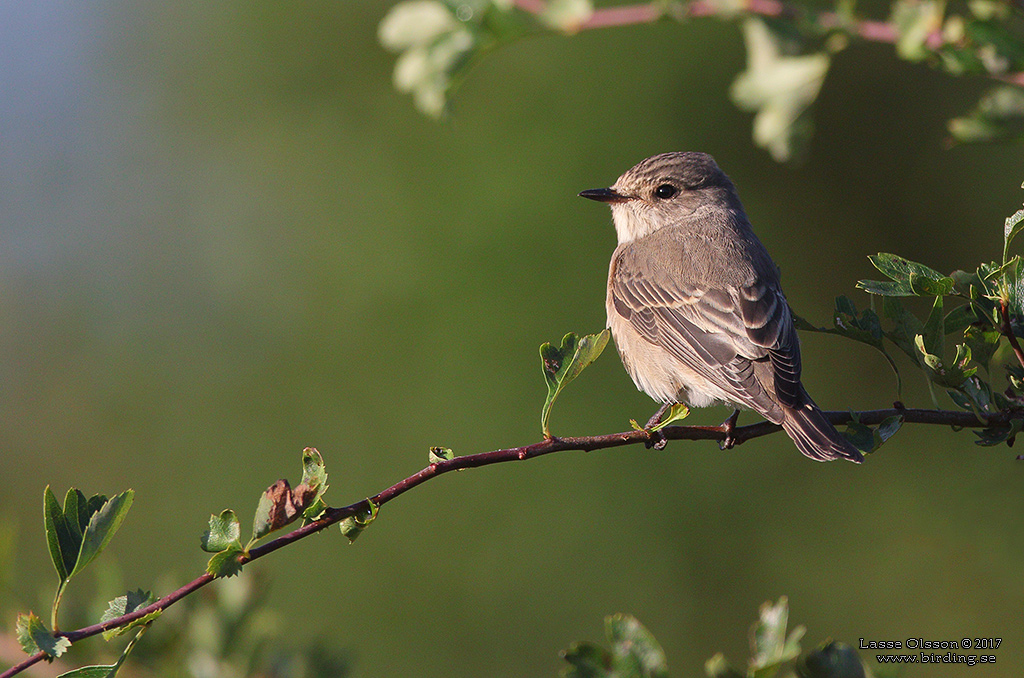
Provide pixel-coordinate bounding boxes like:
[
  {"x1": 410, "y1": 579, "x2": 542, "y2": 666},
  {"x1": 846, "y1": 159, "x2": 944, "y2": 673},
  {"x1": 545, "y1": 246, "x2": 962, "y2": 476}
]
[{"x1": 578, "y1": 187, "x2": 629, "y2": 203}]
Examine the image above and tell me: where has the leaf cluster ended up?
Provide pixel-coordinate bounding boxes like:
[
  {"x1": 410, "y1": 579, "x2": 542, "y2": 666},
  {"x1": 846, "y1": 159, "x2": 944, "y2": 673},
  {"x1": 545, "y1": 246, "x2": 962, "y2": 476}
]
[
  {"x1": 378, "y1": 0, "x2": 1024, "y2": 160},
  {"x1": 201, "y1": 447, "x2": 354, "y2": 578},
  {"x1": 16, "y1": 487, "x2": 144, "y2": 676},
  {"x1": 800, "y1": 200, "x2": 1024, "y2": 447},
  {"x1": 562, "y1": 598, "x2": 869, "y2": 678},
  {"x1": 9, "y1": 447, "x2": 377, "y2": 677}
]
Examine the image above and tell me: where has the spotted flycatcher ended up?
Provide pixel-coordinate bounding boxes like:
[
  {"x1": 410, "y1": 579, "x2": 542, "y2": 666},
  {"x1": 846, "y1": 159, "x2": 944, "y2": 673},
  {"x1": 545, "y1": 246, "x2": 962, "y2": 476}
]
[{"x1": 580, "y1": 152, "x2": 862, "y2": 463}]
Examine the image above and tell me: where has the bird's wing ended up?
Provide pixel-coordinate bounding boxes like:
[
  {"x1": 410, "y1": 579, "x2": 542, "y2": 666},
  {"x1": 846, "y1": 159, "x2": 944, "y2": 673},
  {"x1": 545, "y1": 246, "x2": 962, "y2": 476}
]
[{"x1": 610, "y1": 246, "x2": 803, "y2": 419}]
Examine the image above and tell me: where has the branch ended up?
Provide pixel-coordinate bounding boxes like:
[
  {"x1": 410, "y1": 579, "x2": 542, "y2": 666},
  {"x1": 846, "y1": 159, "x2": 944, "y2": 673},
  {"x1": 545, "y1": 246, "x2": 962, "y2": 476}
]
[
  {"x1": 511, "y1": 0, "x2": 1024, "y2": 86},
  {"x1": 2, "y1": 406, "x2": 1016, "y2": 677}
]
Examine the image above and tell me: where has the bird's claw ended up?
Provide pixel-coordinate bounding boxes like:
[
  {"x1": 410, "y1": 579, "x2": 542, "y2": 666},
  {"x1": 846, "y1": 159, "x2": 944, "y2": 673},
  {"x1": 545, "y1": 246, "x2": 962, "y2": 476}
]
[
  {"x1": 718, "y1": 409, "x2": 740, "y2": 450},
  {"x1": 642, "y1": 403, "x2": 673, "y2": 450},
  {"x1": 645, "y1": 430, "x2": 668, "y2": 450}
]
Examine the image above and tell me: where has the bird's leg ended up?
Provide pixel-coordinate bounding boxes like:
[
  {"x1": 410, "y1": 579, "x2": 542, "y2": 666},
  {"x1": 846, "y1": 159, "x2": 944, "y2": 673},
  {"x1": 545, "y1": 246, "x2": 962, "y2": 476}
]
[
  {"x1": 645, "y1": 402, "x2": 672, "y2": 429},
  {"x1": 643, "y1": 402, "x2": 672, "y2": 450},
  {"x1": 718, "y1": 409, "x2": 740, "y2": 450}
]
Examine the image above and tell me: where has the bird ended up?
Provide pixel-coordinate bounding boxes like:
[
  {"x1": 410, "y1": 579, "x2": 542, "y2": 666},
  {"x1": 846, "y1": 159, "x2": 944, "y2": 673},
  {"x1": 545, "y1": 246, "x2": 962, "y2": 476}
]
[{"x1": 579, "y1": 152, "x2": 862, "y2": 463}]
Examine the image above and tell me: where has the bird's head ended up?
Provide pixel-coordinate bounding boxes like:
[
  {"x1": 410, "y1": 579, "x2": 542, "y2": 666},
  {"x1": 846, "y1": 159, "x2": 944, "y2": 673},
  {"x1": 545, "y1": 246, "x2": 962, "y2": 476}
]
[{"x1": 579, "y1": 152, "x2": 738, "y2": 244}]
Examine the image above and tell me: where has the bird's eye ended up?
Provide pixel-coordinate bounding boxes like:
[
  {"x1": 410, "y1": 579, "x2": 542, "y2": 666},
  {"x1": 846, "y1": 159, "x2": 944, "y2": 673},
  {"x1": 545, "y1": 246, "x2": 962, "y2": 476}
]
[{"x1": 654, "y1": 184, "x2": 678, "y2": 199}]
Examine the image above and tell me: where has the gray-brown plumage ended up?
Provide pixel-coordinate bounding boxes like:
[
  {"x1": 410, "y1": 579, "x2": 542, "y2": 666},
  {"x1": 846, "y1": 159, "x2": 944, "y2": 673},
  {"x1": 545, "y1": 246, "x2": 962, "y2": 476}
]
[{"x1": 580, "y1": 152, "x2": 862, "y2": 463}]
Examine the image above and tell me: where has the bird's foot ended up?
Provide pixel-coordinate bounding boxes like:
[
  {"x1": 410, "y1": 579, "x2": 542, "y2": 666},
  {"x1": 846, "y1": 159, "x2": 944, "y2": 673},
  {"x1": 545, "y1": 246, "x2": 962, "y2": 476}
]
[
  {"x1": 718, "y1": 409, "x2": 740, "y2": 450},
  {"x1": 646, "y1": 432, "x2": 668, "y2": 450},
  {"x1": 645, "y1": 402, "x2": 671, "y2": 429},
  {"x1": 643, "y1": 403, "x2": 672, "y2": 450}
]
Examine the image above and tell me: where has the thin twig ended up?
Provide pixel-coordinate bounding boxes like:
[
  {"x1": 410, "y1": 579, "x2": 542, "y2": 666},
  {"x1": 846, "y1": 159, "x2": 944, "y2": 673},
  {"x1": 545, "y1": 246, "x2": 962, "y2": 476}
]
[{"x1": 2, "y1": 406, "x2": 1016, "y2": 678}]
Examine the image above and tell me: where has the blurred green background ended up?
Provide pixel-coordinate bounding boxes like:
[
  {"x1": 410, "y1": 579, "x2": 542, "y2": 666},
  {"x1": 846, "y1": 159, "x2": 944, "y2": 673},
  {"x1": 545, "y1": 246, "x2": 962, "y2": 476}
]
[{"x1": 2, "y1": 2, "x2": 1023, "y2": 676}]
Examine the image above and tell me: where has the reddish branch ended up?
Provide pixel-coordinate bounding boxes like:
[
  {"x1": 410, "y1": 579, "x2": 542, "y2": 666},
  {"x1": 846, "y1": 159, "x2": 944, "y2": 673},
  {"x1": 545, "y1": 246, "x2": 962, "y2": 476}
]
[
  {"x1": 3, "y1": 406, "x2": 1019, "y2": 677},
  {"x1": 512, "y1": 0, "x2": 1024, "y2": 86}
]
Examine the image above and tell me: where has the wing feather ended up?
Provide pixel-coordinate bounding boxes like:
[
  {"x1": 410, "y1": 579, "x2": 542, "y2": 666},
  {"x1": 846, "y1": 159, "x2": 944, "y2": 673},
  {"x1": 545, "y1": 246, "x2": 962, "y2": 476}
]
[{"x1": 609, "y1": 244, "x2": 803, "y2": 417}]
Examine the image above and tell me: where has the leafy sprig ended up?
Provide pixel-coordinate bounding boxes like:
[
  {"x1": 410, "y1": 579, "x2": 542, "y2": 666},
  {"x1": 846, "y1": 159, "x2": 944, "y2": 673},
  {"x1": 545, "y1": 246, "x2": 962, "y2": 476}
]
[
  {"x1": 379, "y1": 0, "x2": 1024, "y2": 160},
  {"x1": 561, "y1": 598, "x2": 870, "y2": 678}
]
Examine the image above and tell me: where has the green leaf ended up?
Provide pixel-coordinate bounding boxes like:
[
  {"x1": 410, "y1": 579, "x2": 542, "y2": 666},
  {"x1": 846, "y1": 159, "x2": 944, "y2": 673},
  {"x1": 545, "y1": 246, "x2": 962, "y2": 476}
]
[
  {"x1": 300, "y1": 447, "x2": 328, "y2": 495},
  {"x1": 974, "y1": 418, "x2": 1024, "y2": 446},
  {"x1": 944, "y1": 303, "x2": 982, "y2": 336},
  {"x1": 45, "y1": 486, "x2": 133, "y2": 621},
  {"x1": 891, "y1": 0, "x2": 944, "y2": 61},
  {"x1": 561, "y1": 641, "x2": 613, "y2": 678},
  {"x1": 1005, "y1": 260, "x2": 1024, "y2": 323},
  {"x1": 921, "y1": 294, "x2": 945, "y2": 359},
  {"x1": 16, "y1": 611, "x2": 71, "y2": 659},
  {"x1": 379, "y1": 0, "x2": 527, "y2": 118},
  {"x1": 206, "y1": 544, "x2": 245, "y2": 578},
  {"x1": 842, "y1": 421, "x2": 876, "y2": 453},
  {"x1": 1008, "y1": 363, "x2": 1024, "y2": 391},
  {"x1": 909, "y1": 272, "x2": 955, "y2": 296},
  {"x1": 540, "y1": 329, "x2": 611, "y2": 437},
  {"x1": 949, "y1": 86, "x2": 1024, "y2": 144},
  {"x1": 58, "y1": 667, "x2": 123, "y2": 678},
  {"x1": 860, "y1": 253, "x2": 953, "y2": 296},
  {"x1": 59, "y1": 624, "x2": 148, "y2": 678},
  {"x1": 968, "y1": 0, "x2": 1009, "y2": 20},
  {"x1": 606, "y1": 614, "x2": 669, "y2": 678},
  {"x1": 389, "y1": 28, "x2": 477, "y2": 116},
  {"x1": 649, "y1": 404, "x2": 690, "y2": 431},
  {"x1": 298, "y1": 447, "x2": 329, "y2": 516},
  {"x1": 916, "y1": 323, "x2": 979, "y2": 389},
  {"x1": 829, "y1": 296, "x2": 885, "y2": 345},
  {"x1": 705, "y1": 653, "x2": 745, "y2": 678},
  {"x1": 340, "y1": 500, "x2": 379, "y2": 544},
  {"x1": 561, "y1": 616, "x2": 668, "y2": 678},
  {"x1": 964, "y1": 375, "x2": 996, "y2": 413},
  {"x1": 730, "y1": 18, "x2": 830, "y2": 162},
  {"x1": 378, "y1": 0, "x2": 459, "y2": 52},
  {"x1": 796, "y1": 641, "x2": 867, "y2": 678},
  {"x1": 1007, "y1": 208, "x2": 1024, "y2": 264},
  {"x1": 539, "y1": 0, "x2": 594, "y2": 31},
  {"x1": 962, "y1": 15, "x2": 1024, "y2": 72},
  {"x1": 57, "y1": 667, "x2": 122, "y2": 678},
  {"x1": 253, "y1": 483, "x2": 285, "y2": 540},
  {"x1": 973, "y1": 261, "x2": 1004, "y2": 295},
  {"x1": 429, "y1": 446, "x2": 455, "y2": 464},
  {"x1": 44, "y1": 486, "x2": 77, "y2": 582},
  {"x1": 749, "y1": 597, "x2": 804, "y2": 678},
  {"x1": 983, "y1": 254, "x2": 1021, "y2": 284},
  {"x1": 845, "y1": 413, "x2": 904, "y2": 454},
  {"x1": 303, "y1": 496, "x2": 329, "y2": 523},
  {"x1": 881, "y1": 297, "x2": 924, "y2": 361},
  {"x1": 854, "y1": 279, "x2": 914, "y2": 296},
  {"x1": 201, "y1": 509, "x2": 242, "y2": 553},
  {"x1": 875, "y1": 415, "x2": 904, "y2": 446},
  {"x1": 914, "y1": 333, "x2": 941, "y2": 372},
  {"x1": 62, "y1": 489, "x2": 89, "y2": 543},
  {"x1": 71, "y1": 490, "x2": 134, "y2": 578},
  {"x1": 100, "y1": 589, "x2": 160, "y2": 640}
]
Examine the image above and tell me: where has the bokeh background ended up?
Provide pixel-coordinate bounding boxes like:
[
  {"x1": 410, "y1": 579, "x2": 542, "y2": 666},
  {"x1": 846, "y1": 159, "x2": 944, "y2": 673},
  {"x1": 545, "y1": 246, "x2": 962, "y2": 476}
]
[{"x1": 2, "y1": 2, "x2": 1023, "y2": 676}]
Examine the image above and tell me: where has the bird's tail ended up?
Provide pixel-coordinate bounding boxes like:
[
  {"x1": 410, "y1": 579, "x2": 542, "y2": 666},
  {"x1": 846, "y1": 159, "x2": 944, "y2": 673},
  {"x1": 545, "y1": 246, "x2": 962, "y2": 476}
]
[{"x1": 781, "y1": 394, "x2": 863, "y2": 463}]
